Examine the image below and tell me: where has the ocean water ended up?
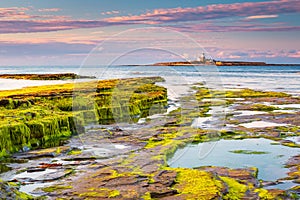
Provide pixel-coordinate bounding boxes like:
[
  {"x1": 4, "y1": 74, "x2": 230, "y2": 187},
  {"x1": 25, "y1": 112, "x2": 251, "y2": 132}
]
[{"x1": 0, "y1": 65, "x2": 299, "y2": 96}]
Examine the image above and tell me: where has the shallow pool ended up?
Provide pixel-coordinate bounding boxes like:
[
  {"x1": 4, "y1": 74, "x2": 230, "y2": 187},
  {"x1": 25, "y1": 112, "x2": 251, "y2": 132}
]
[{"x1": 168, "y1": 138, "x2": 300, "y2": 183}]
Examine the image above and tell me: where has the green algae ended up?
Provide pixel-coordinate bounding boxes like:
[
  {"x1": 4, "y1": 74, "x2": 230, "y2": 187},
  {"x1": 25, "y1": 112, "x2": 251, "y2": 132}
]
[
  {"x1": 229, "y1": 150, "x2": 270, "y2": 155},
  {"x1": 78, "y1": 188, "x2": 120, "y2": 198},
  {"x1": 195, "y1": 88, "x2": 290, "y2": 107},
  {"x1": 0, "y1": 73, "x2": 94, "y2": 80},
  {"x1": 10, "y1": 81, "x2": 297, "y2": 199},
  {"x1": 0, "y1": 77, "x2": 168, "y2": 158},
  {"x1": 223, "y1": 89, "x2": 290, "y2": 98},
  {"x1": 249, "y1": 104, "x2": 279, "y2": 111},
  {"x1": 0, "y1": 179, "x2": 36, "y2": 200},
  {"x1": 281, "y1": 141, "x2": 300, "y2": 148},
  {"x1": 142, "y1": 86, "x2": 297, "y2": 199},
  {"x1": 220, "y1": 176, "x2": 248, "y2": 200},
  {"x1": 67, "y1": 149, "x2": 82, "y2": 155},
  {"x1": 42, "y1": 185, "x2": 73, "y2": 193},
  {"x1": 0, "y1": 163, "x2": 12, "y2": 173}
]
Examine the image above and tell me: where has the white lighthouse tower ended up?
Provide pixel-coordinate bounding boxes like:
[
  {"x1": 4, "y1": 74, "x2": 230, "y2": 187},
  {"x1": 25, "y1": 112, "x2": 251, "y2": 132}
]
[{"x1": 200, "y1": 53, "x2": 206, "y2": 63}]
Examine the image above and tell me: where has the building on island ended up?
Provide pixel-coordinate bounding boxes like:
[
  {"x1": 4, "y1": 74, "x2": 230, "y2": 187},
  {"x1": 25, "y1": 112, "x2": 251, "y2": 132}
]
[
  {"x1": 192, "y1": 53, "x2": 215, "y2": 65},
  {"x1": 152, "y1": 52, "x2": 215, "y2": 66}
]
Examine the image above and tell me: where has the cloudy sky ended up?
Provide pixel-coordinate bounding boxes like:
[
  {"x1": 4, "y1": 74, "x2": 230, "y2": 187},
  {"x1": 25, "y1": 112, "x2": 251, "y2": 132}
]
[{"x1": 0, "y1": 0, "x2": 300, "y2": 66}]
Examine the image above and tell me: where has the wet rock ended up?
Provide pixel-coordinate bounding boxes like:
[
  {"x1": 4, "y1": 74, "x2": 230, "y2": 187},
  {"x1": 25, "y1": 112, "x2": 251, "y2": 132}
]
[
  {"x1": 5, "y1": 87, "x2": 297, "y2": 199},
  {"x1": 39, "y1": 162, "x2": 63, "y2": 169},
  {"x1": 160, "y1": 195, "x2": 186, "y2": 200},
  {"x1": 280, "y1": 140, "x2": 300, "y2": 148},
  {"x1": 13, "y1": 152, "x2": 55, "y2": 159},
  {"x1": 112, "y1": 126, "x2": 122, "y2": 132},
  {"x1": 290, "y1": 185, "x2": 300, "y2": 193},
  {"x1": 27, "y1": 168, "x2": 73, "y2": 182},
  {"x1": 111, "y1": 131, "x2": 132, "y2": 137},
  {"x1": 198, "y1": 166, "x2": 259, "y2": 186},
  {"x1": 62, "y1": 156, "x2": 97, "y2": 161},
  {"x1": 26, "y1": 167, "x2": 46, "y2": 173},
  {"x1": 0, "y1": 180, "x2": 33, "y2": 200},
  {"x1": 248, "y1": 97, "x2": 300, "y2": 105},
  {"x1": 63, "y1": 160, "x2": 96, "y2": 166},
  {"x1": 148, "y1": 185, "x2": 178, "y2": 198},
  {"x1": 264, "y1": 189, "x2": 287, "y2": 199},
  {"x1": 104, "y1": 175, "x2": 148, "y2": 187},
  {"x1": 1, "y1": 157, "x2": 28, "y2": 164},
  {"x1": 152, "y1": 170, "x2": 177, "y2": 187},
  {"x1": 13, "y1": 146, "x2": 71, "y2": 160},
  {"x1": 163, "y1": 120, "x2": 181, "y2": 127},
  {"x1": 0, "y1": 164, "x2": 12, "y2": 173},
  {"x1": 286, "y1": 155, "x2": 300, "y2": 167},
  {"x1": 261, "y1": 180, "x2": 280, "y2": 187},
  {"x1": 293, "y1": 178, "x2": 300, "y2": 183},
  {"x1": 242, "y1": 190, "x2": 260, "y2": 199},
  {"x1": 147, "y1": 170, "x2": 178, "y2": 198}
]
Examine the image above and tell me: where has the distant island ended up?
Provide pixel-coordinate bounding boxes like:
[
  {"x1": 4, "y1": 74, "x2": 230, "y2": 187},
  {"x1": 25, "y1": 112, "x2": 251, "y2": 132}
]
[{"x1": 149, "y1": 53, "x2": 300, "y2": 66}]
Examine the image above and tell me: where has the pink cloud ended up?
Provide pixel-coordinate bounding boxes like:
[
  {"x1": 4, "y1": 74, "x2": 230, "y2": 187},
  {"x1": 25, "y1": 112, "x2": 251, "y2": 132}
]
[
  {"x1": 101, "y1": 10, "x2": 120, "y2": 15},
  {"x1": 0, "y1": 20, "x2": 125, "y2": 34},
  {"x1": 105, "y1": 0, "x2": 300, "y2": 24},
  {"x1": 210, "y1": 48, "x2": 300, "y2": 61},
  {"x1": 169, "y1": 23, "x2": 300, "y2": 32},
  {"x1": 0, "y1": 7, "x2": 34, "y2": 20},
  {"x1": 245, "y1": 15, "x2": 278, "y2": 20},
  {"x1": 288, "y1": 51, "x2": 300, "y2": 58},
  {"x1": 0, "y1": 7, "x2": 67, "y2": 21},
  {"x1": 0, "y1": 0, "x2": 299, "y2": 34},
  {"x1": 38, "y1": 8, "x2": 61, "y2": 12}
]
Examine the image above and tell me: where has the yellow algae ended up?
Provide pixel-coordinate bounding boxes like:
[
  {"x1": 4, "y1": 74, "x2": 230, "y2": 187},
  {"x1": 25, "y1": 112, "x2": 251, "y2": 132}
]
[
  {"x1": 254, "y1": 188, "x2": 283, "y2": 200},
  {"x1": 79, "y1": 188, "x2": 120, "y2": 198},
  {"x1": 220, "y1": 176, "x2": 248, "y2": 200},
  {"x1": 172, "y1": 168, "x2": 224, "y2": 199},
  {"x1": 42, "y1": 185, "x2": 73, "y2": 193}
]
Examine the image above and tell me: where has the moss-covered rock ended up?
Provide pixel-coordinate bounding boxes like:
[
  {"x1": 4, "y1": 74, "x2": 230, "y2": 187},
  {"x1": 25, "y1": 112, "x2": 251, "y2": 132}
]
[
  {"x1": 0, "y1": 73, "x2": 95, "y2": 80},
  {"x1": 0, "y1": 77, "x2": 167, "y2": 158},
  {"x1": 171, "y1": 168, "x2": 225, "y2": 199},
  {"x1": 0, "y1": 179, "x2": 35, "y2": 200}
]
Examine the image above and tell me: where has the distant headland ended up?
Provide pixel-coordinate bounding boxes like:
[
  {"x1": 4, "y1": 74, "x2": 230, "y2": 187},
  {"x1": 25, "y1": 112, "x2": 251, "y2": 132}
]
[{"x1": 148, "y1": 53, "x2": 300, "y2": 66}]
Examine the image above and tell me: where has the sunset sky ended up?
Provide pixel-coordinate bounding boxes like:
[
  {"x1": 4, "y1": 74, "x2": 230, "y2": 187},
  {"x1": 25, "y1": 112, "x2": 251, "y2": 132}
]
[{"x1": 0, "y1": 0, "x2": 300, "y2": 66}]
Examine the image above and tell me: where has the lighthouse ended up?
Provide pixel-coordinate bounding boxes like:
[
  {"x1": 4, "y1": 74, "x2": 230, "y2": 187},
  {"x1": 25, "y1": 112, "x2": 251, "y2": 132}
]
[{"x1": 200, "y1": 53, "x2": 206, "y2": 63}]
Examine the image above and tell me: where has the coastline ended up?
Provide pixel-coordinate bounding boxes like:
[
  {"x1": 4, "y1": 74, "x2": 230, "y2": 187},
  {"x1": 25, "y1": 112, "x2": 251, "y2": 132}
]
[
  {"x1": 0, "y1": 73, "x2": 95, "y2": 80},
  {"x1": 0, "y1": 72, "x2": 300, "y2": 199}
]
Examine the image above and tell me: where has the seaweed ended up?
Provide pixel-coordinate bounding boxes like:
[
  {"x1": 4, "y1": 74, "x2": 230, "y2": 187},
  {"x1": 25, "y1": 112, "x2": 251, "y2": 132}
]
[{"x1": 0, "y1": 77, "x2": 167, "y2": 158}]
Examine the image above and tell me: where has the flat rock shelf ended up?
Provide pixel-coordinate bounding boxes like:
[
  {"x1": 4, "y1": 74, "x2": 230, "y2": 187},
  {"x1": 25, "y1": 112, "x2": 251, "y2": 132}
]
[
  {"x1": 0, "y1": 73, "x2": 95, "y2": 80},
  {"x1": 1, "y1": 77, "x2": 300, "y2": 199}
]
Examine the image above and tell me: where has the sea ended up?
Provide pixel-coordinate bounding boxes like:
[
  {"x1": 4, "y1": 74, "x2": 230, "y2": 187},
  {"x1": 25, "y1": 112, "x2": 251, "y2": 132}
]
[{"x1": 0, "y1": 65, "x2": 300, "y2": 97}]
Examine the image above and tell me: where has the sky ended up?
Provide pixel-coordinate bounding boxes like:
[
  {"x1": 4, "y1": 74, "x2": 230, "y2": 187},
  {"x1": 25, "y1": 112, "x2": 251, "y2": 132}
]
[{"x1": 0, "y1": 0, "x2": 300, "y2": 66}]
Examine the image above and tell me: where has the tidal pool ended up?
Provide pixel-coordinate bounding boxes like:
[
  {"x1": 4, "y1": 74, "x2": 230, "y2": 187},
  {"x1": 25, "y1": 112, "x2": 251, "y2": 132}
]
[
  {"x1": 240, "y1": 121, "x2": 289, "y2": 128},
  {"x1": 168, "y1": 138, "x2": 300, "y2": 184}
]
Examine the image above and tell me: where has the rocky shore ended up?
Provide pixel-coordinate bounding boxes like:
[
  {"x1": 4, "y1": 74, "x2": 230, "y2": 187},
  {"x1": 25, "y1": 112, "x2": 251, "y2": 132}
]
[
  {"x1": 0, "y1": 77, "x2": 300, "y2": 199},
  {"x1": 0, "y1": 73, "x2": 95, "y2": 80},
  {"x1": 0, "y1": 76, "x2": 167, "y2": 158}
]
